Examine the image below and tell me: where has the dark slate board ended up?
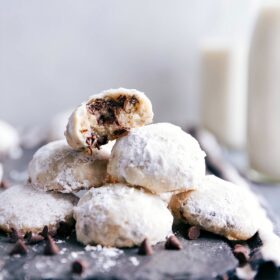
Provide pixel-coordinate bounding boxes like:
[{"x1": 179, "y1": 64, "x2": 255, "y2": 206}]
[{"x1": 0, "y1": 146, "x2": 278, "y2": 280}]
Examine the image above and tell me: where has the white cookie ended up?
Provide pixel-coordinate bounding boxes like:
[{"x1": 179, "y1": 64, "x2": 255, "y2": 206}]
[
  {"x1": 65, "y1": 88, "x2": 153, "y2": 150},
  {"x1": 0, "y1": 120, "x2": 20, "y2": 158},
  {"x1": 0, "y1": 184, "x2": 78, "y2": 234},
  {"x1": 74, "y1": 184, "x2": 173, "y2": 247},
  {"x1": 107, "y1": 123, "x2": 206, "y2": 194},
  {"x1": 169, "y1": 175, "x2": 259, "y2": 240},
  {"x1": 28, "y1": 140, "x2": 110, "y2": 193}
]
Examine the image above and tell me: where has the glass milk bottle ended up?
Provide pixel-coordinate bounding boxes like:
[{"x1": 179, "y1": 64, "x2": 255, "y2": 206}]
[
  {"x1": 200, "y1": 41, "x2": 247, "y2": 150},
  {"x1": 248, "y1": 3, "x2": 280, "y2": 182}
]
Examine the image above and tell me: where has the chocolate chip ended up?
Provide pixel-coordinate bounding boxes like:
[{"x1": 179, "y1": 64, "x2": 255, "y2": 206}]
[
  {"x1": 255, "y1": 261, "x2": 279, "y2": 280},
  {"x1": 72, "y1": 259, "x2": 87, "y2": 274},
  {"x1": 44, "y1": 236, "x2": 60, "y2": 255},
  {"x1": 186, "y1": 226, "x2": 200, "y2": 240},
  {"x1": 98, "y1": 109, "x2": 117, "y2": 125},
  {"x1": 113, "y1": 129, "x2": 128, "y2": 136},
  {"x1": 138, "y1": 238, "x2": 153, "y2": 256},
  {"x1": 87, "y1": 99, "x2": 104, "y2": 113},
  {"x1": 39, "y1": 226, "x2": 49, "y2": 239},
  {"x1": 10, "y1": 240, "x2": 28, "y2": 255},
  {"x1": 0, "y1": 180, "x2": 9, "y2": 189},
  {"x1": 165, "y1": 235, "x2": 182, "y2": 250},
  {"x1": 25, "y1": 232, "x2": 44, "y2": 244},
  {"x1": 96, "y1": 135, "x2": 108, "y2": 148},
  {"x1": 130, "y1": 95, "x2": 139, "y2": 105},
  {"x1": 233, "y1": 244, "x2": 250, "y2": 266},
  {"x1": 9, "y1": 228, "x2": 23, "y2": 243},
  {"x1": 116, "y1": 95, "x2": 127, "y2": 108}
]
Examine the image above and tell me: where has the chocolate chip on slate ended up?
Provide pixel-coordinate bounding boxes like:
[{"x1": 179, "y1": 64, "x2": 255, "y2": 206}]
[
  {"x1": 165, "y1": 235, "x2": 182, "y2": 250},
  {"x1": 10, "y1": 240, "x2": 28, "y2": 255},
  {"x1": 187, "y1": 226, "x2": 200, "y2": 240},
  {"x1": 9, "y1": 228, "x2": 23, "y2": 243},
  {"x1": 0, "y1": 180, "x2": 9, "y2": 189},
  {"x1": 255, "y1": 261, "x2": 279, "y2": 280},
  {"x1": 26, "y1": 232, "x2": 45, "y2": 244},
  {"x1": 138, "y1": 238, "x2": 153, "y2": 256},
  {"x1": 44, "y1": 236, "x2": 60, "y2": 255},
  {"x1": 39, "y1": 226, "x2": 49, "y2": 239},
  {"x1": 72, "y1": 259, "x2": 87, "y2": 274},
  {"x1": 233, "y1": 244, "x2": 250, "y2": 266}
]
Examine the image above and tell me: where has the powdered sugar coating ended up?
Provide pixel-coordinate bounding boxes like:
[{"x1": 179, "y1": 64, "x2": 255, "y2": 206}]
[
  {"x1": 0, "y1": 120, "x2": 20, "y2": 158},
  {"x1": 0, "y1": 184, "x2": 78, "y2": 234},
  {"x1": 107, "y1": 123, "x2": 206, "y2": 194},
  {"x1": 170, "y1": 175, "x2": 259, "y2": 240},
  {"x1": 65, "y1": 88, "x2": 153, "y2": 150},
  {"x1": 74, "y1": 184, "x2": 173, "y2": 247},
  {"x1": 28, "y1": 140, "x2": 110, "y2": 193}
]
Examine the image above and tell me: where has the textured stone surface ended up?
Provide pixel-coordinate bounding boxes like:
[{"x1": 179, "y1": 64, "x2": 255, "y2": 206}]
[{"x1": 0, "y1": 146, "x2": 278, "y2": 279}]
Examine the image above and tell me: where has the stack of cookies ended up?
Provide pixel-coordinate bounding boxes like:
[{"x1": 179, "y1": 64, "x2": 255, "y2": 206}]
[{"x1": 0, "y1": 88, "x2": 260, "y2": 249}]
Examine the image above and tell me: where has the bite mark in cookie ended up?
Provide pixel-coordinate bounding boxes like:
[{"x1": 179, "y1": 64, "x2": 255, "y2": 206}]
[{"x1": 65, "y1": 88, "x2": 153, "y2": 150}]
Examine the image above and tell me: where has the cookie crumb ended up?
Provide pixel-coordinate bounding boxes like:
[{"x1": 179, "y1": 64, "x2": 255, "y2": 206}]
[
  {"x1": 138, "y1": 238, "x2": 153, "y2": 256},
  {"x1": 165, "y1": 235, "x2": 182, "y2": 250}
]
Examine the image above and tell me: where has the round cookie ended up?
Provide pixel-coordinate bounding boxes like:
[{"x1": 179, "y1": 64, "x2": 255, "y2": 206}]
[
  {"x1": 0, "y1": 120, "x2": 20, "y2": 158},
  {"x1": 169, "y1": 175, "x2": 259, "y2": 241},
  {"x1": 0, "y1": 184, "x2": 78, "y2": 234},
  {"x1": 74, "y1": 184, "x2": 173, "y2": 247},
  {"x1": 65, "y1": 88, "x2": 153, "y2": 151},
  {"x1": 107, "y1": 123, "x2": 206, "y2": 194},
  {"x1": 28, "y1": 140, "x2": 110, "y2": 193}
]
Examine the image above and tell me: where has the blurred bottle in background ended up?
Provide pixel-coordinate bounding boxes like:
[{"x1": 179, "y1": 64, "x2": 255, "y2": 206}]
[
  {"x1": 248, "y1": 3, "x2": 280, "y2": 183},
  {"x1": 200, "y1": 41, "x2": 247, "y2": 150}
]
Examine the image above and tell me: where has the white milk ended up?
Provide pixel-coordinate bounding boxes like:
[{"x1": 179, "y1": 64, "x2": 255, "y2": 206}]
[
  {"x1": 200, "y1": 42, "x2": 247, "y2": 150},
  {"x1": 248, "y1": 3, "x2": 280, "y2": 181}
]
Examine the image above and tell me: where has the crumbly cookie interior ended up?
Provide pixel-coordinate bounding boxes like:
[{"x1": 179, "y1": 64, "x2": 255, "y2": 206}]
[{"x1": 84, "y1": 94, "x2": 141, "y2": 150}]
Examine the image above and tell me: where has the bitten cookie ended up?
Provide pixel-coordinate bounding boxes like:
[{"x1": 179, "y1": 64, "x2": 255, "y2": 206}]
[
  {"x1": 0, "y1": 184, "x2": 78, "y2": 234},
  {"x1": 107, "y1": 123, "x2": 206, "y2": 194},
  {"x1": 28, "y1": 140, "x2": 110, "y2": 193},
  {"x1": 169, "y1": 175, "x2": 259, "y2": 240},
  {"x1": 65, "y1": 88, "x2": 153, "y2": 151},
  {"x1": 0, "y1": 120, "x2": 20, "y2": 158},
  {"x1": 74, "y1": 184, "x2": 173, "y2": 247}
]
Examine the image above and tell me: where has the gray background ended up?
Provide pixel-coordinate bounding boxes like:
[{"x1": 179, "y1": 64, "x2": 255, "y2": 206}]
[{"x1": 0, "y1": 0, "x2": 262, "y2": 127}]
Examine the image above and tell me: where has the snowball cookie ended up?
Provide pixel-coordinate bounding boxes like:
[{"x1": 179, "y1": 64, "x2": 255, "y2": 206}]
[
  {"x1": 28, "y1": 140, "x2": 110, "y2": 193},
  {"x1": 169, "y1": 175, "x2": 259, "y2": 241},
  {"x1": 74, "y1": 184, "x2": 173, "y2": 247},
  {"x1": 0, "y1": 120, "x2": 20, "y2": 158},
  {"x1": 0, "y1": 184, "x2": 78, "y2": 234},
  {"x1": 65, "y1": 88, "x2": 153, "y2": 151},
  {"x1": 107, "y1": 123, "x2": 206, "y2": 194}
]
